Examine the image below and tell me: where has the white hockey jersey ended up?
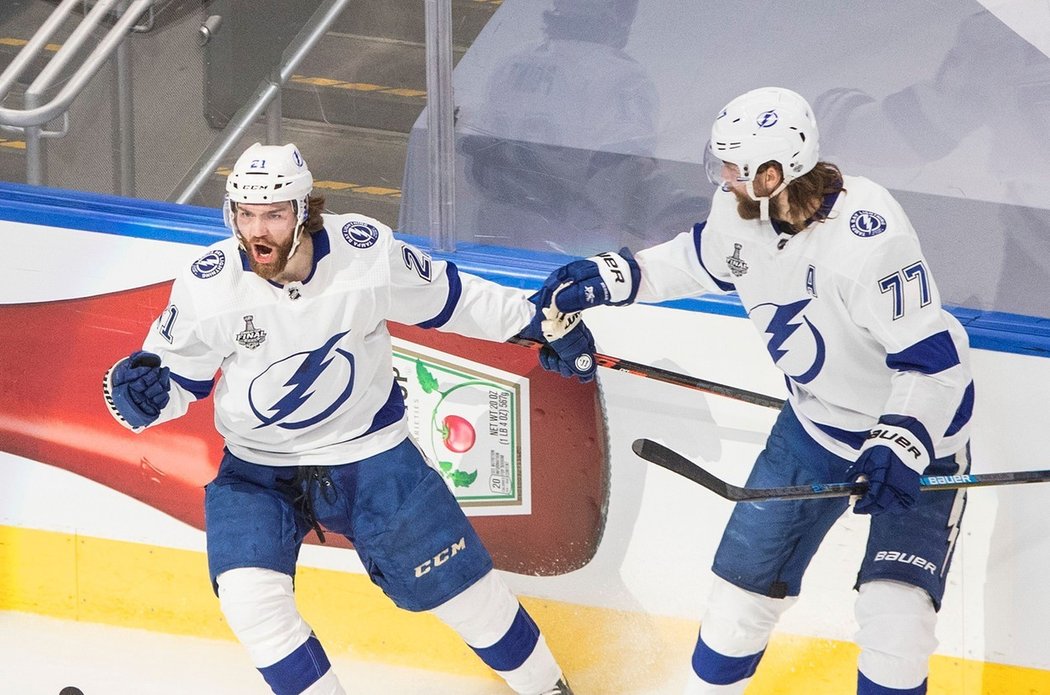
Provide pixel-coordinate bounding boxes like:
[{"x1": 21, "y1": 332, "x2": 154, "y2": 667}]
[
  {"x1": 141, "y1": 213, "x2": 534, "y2": 466},
  {"x1": 634, "y1": 175, "x2": 972, "y2": 460}
]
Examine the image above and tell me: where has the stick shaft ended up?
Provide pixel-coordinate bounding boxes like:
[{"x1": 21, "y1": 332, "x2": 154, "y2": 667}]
[
  {"x1": 509, "y1": 337, "x2": 784, "y2": 409},
  {"x1": 633, "y1": 438, "x2": 1050, "y2": 502}
]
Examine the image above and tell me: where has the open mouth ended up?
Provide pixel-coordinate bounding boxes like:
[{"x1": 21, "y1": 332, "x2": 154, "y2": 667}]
[{"x1": 252, "y1": 243, "x2": 274, "y2": 263}]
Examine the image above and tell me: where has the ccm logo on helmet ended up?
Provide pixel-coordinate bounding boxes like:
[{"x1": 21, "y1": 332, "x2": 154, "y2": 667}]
[{"x1": 414, "y1": 537, "x2": 466, "y2": 577}]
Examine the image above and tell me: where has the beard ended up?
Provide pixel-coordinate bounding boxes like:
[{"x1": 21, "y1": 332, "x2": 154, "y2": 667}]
[
  {"x1": 240, "y1": 233, "x2": 294, "y2": 280},
  {"x1": 731, "y1": 185, "x2": 788, "y2": 222},
  {"x1": 733, "y1": 188, "x2": 762, "y2": 220}
]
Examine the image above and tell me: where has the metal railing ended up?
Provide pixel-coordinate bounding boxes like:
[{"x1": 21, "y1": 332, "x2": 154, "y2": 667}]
[
  {"x1": 0, "y1": 0, "x2": 155, "y2": 195},
  {"x1": 1, "y1": 0, "x2": 461, "y2": 254},
  {"x1": 170, "y1": 0, "x2": 350, "y2": 205}
]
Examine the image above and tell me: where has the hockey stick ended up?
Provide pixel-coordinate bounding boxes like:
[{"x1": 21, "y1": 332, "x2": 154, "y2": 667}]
[
  {"x1": 632, "y1": 438, "x2": 1050, "y2": 502},
  {"x1": 509, "y1": 337, "x2": 785, "y2": 409}
]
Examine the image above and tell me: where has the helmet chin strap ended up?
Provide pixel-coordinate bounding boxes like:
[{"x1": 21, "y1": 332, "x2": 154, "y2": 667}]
[
  {"x1": 746, "y1": 180, "x2": 788, "y2": 221},
  {"x1": 286, "y1": 195, "x2": 310, "y2": 259},
  {"x1": 288, "y1": 224, "x2": 305, "y2": 259}
]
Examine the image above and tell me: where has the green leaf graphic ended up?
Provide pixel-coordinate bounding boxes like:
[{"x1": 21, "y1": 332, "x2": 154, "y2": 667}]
[
  {"x1": 416, "y1": 360, "x2": 440, "y2": 394},
  {"x1": 450, "y1": 470, "x2": 478, "y2": 488},
  {"x1": 438, "y1": 460, "x2": 453, "y2": 473}
]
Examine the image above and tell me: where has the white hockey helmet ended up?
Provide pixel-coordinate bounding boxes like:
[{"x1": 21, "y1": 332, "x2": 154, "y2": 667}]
[
  {"x1": 224, "y1": 143, "x2": 314, "y2": 254},
  {"x1": 707, "y1": 87, "x2": 818, "y2": 218}
]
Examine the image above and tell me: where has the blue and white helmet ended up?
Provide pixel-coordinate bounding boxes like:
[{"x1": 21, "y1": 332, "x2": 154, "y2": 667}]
[
  {"x1": 708, "y1": 87, "x2": 819, "y2": 184},
  {"x1": 224, "y1": 142, "x2": 314, "y2": 255}
]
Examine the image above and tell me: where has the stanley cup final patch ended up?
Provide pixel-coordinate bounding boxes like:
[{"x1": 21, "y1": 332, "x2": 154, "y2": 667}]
[
  {"x1": 236, "y1": 315, "x2": 267, "y2": 349},
  {"x1": 726, "y1": 243, "x2": 749, "y2": 277}
]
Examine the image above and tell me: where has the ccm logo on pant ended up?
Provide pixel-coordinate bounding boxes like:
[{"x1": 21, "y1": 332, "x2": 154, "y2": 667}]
[
  {"x1": 874, "y1": 550, "x2": 937, "y2": 575},
  {"x1": 414, "y1": 537, "x2": 466, "y2": 577}
]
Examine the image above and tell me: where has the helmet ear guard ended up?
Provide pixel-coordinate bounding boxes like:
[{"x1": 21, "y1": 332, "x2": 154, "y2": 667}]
[{"x1": 707, "y1": 87, "x2": 819, "y2": 219}]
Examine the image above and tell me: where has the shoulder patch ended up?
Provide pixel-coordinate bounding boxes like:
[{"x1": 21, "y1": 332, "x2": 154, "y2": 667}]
[
  {"x1": 342, "y1": 221, "x2": 380, "y2": 249},
  {"x1": 849, "y1": 210, "x2": 888, "y2": 237},
  {"x1": 191, "y1": 250, "x2": 226, "y2": 279}
]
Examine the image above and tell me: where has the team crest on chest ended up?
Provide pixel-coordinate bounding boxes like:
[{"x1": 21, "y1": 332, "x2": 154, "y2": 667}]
[
  {"x1": 236, "y1": 315, "x2": 267, "y2": 350},
  {"x1": 726, "y1": 243, "x2": 749, "y2": 277}
]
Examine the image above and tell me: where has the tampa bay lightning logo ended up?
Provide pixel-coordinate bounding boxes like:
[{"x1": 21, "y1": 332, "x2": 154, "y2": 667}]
[
  {"x1": 849, "y1": 210, "x2": 888, "y2": 237},
  {"x1": 249, "y1": 331, "x2": 355, "y2": 430},
  {"x1": 749, "y1": 299, "x2": 826, "y2": 384},
  {"x1": 342, "y1": 222, "x2": 380, "y2": 248},
  {"x1": 191, "y1": 250, "x2": 225, "y2": 279},
  {"x1": 757, "y1": 109, "x2": 778, "y2": 127}
]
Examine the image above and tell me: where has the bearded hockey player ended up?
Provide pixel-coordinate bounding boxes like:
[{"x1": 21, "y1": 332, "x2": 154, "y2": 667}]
[
  {"x1": 532, "y1": 87, "x2": 973, "y2": 695},
  {"x1": 103, "y1": 142, "x2": 586, "y2": 695}
]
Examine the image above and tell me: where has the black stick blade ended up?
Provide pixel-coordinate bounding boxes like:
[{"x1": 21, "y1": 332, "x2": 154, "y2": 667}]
[
  {"x1": 632, "y1": 438, "x2": 866, "y2": 502},
  {"x1": 632, "y1": 438, "x2": 736, "y2": 499}
]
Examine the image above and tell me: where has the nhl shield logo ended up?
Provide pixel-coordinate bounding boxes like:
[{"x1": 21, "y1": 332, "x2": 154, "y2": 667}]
[
  {"x1": 726, "y1": 243, "x2": 749, "y2": 277},
  {"x1": 236, "y1": 315, "x2": 267, "y2": 350}
]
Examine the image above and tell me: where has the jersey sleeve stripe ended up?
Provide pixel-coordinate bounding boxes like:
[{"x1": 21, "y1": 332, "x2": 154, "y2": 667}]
[
  {"x1": 416, "y1": 260, "x2": 462, "y2": 329},
  {"x1": 885, "y1": 330, "x2": 960, "y2": 375},
  {"x1": 171, "y1": 373, "x2": 214, "y2": 400},
  {"x1": 944, "y1": 380, "x2": 975, "y2": 437},
  {"x1": 692, "y1": 222, "x2": 736, "y2": 293},
  {"x1": 812, "y1": 420, "x2": 868, "y2": 450}
]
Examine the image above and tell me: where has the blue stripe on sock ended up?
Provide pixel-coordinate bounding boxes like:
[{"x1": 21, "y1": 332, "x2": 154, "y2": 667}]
[
  {"x1": 691, "y1": 633, "x2": 764, "y2": 686},
  {"x1": 471, "y1": 605, "x2": 540, "y2": 672},
  {"x1": 258, "y1": 634, "x2": 331, "y2": 695},
  {"x1": 858, "y1": 671, "x2": 927, "y2": 694}
]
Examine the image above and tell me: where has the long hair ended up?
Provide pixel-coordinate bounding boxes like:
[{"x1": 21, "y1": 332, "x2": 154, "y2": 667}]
[
  {"x1": 304, "y1": 194, "x2": 326, "y2": 234},
  {"x1": 776, "y1": 162, "x2": 845, "y2": 230}
]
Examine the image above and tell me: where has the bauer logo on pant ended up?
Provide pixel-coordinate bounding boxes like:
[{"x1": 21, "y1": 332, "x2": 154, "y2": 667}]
[{"x1": 873, "y1": 550, "x2": 937, "y2": 575}]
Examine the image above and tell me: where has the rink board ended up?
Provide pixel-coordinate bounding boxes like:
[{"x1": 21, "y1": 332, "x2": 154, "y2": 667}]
[{"x1": 3, "y1": 187, "x2": 1050, "y2": 692}]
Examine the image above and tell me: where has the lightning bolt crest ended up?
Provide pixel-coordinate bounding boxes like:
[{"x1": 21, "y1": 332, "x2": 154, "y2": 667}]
[
  {"x1": 762, "y1": 299, "x2": 810, "y2": 363},
  {"x1": 253, "y1": 331, "x2": 350, "y2": 428}
]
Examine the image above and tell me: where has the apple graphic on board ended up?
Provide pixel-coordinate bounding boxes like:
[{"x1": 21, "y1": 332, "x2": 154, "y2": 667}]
[{"x1": 440, "y1": 414, "x2": 476, "y2": 453}]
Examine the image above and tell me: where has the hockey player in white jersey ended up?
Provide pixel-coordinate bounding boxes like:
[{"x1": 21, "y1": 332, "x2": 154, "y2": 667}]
[
  {"x1": 102, "y1": 143, "x2": 587, "y2": 695},
  {"x1": 532, "y1": 88, "x2": 973, "y2": 694}
]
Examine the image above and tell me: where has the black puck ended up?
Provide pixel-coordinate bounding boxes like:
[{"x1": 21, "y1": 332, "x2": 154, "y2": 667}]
[{"x1": 59, "y1": 688, "x2": 85, "y2": 695}]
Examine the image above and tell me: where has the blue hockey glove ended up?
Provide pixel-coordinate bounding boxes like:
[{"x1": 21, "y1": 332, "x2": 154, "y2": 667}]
[
  {"x1": 103, "y1": 350, "x2": 171, "y2": 430},
  {"x1": 536, "y1": 248, "x2": 640, "y2": 315},
  {"x1": 537, "y1": 312, "x2": 596, "y2": 382},
  {"x1": 847, "y1": 417, "x2": 930, "y2": 516},
  {"x1": 847, "y1": 446, "x2": 920, "y2": 516},
  {"x1": 521, "y1": 296, "x2": 596, "y2": 382}
]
